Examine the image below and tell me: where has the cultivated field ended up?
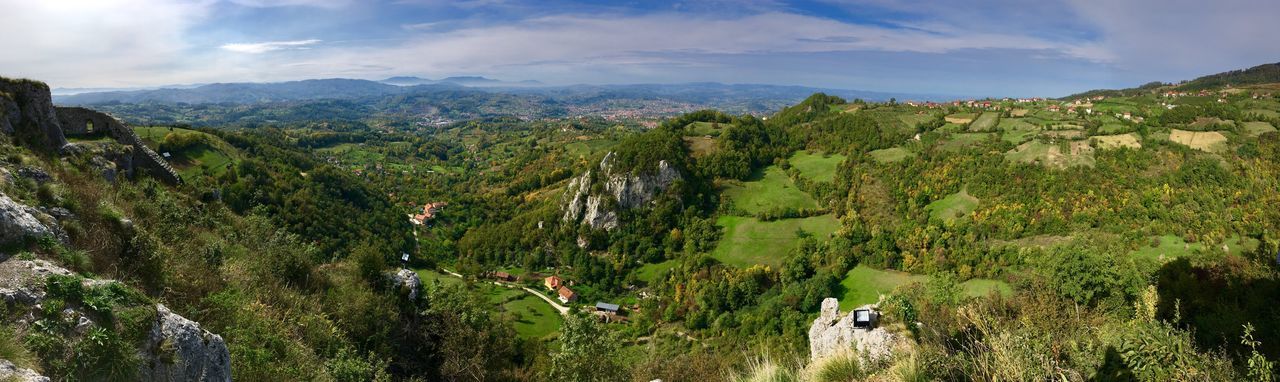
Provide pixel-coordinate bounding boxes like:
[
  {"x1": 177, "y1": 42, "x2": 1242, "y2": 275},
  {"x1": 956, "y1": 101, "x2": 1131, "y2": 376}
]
[
  {"x1": 1040, "y1": 129, "x2": 1085, "y2": 139},
  {"x1": 940, "y1": 132, "x2": 993, "y2": 151},
  {"x1": 1092, "y1": 133, "x2": 1142, "y2": 149},
  {"x1": 945, "y1": 113, "x2": 975, "y2": 124},
  {"x1": 968, "y1": 112, "x2": 1000, "y2": 131},
  {"x1": 1006, "y1": 140, "x2": 1096, "y2": 168},
  {"x1": 720, "y1": 166, "x2": 819, "y2": 214},
  {"x1": 868, "y1": 147, "x2": 913, "y2": 163},
  {"x1": 789, "y1": 150, "x2": 846, "y2": 182},
  {"x1": 1244, "y1": 121, "x2": 1277, "y2": 136},
  {"x1": 1169, "y1": 129, "x2": 1228, "y2": 152},
  {"x1": 837, "y1": 265, "x2": 1011, "y2": 309},
  {"x1": 997, "y1": 118, "x2": 1039, "y2": 144},
  {"x1": 712, "y1": 215, "x2": 839, "y2": 268}
]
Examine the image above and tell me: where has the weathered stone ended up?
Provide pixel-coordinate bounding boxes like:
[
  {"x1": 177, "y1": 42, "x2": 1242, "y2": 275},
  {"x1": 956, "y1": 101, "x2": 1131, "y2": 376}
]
[
  {"x1": 0, "y1": 192, "x2": 63, "y2": 246},
  {"x1": 0, "y1": 78, "x2": 68, "y2": 151},
  {"x1": 139, "y1": 304, "x2": 232, "y2": 382},
  {"x1": 0, "y1": 259, "x2": 76, "y2": 305},
  {"x1": 15, "y1": 166, "x2": 51, "y2": 183},
  {"x1": 808, "y1": 298, "x2": 899, "y2": 364},
  {"x1": 390, "y1": 268, "x2": 422, "y2": 300},
  {"x1": 0, "y1": 359, "x2": 49, "y2": 382},
  {"x1": 0, "y1": 258, "x2": 231, "y2": 382},
  {"x1": 561, "y1": 152, "x2": 682, "y2": 231}
]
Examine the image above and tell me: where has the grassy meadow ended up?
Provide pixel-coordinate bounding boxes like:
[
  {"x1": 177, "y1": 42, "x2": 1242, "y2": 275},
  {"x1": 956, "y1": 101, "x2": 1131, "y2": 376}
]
[{"x1": 712, "y1": 214, "x2": 838, "y2": 268}]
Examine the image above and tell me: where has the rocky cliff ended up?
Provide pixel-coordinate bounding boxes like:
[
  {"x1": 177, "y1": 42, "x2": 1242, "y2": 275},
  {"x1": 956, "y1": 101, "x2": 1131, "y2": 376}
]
[
  {"x1": 561, "y1": 151, "x2": 682, "y2": 230},
  {"x1": 0, "y1": 78, "x2": 69, "y2": 151},
  {"x1": 808, "y1": 298, "x2": 900, "y2": 363}
]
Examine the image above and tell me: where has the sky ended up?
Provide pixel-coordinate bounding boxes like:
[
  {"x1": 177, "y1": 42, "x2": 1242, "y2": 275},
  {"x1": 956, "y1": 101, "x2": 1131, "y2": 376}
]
[{"x1": 1, "y1": 0, "x2": 1278, "y2": 98}]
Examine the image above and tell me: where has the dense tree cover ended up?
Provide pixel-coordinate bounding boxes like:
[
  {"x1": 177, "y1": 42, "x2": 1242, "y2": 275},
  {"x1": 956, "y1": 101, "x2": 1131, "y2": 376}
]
[
  {"x1": 766, "y1": 93, "x2": 847, "y2": 128},
  {"x1": 210, "y1": 128, "x2": 415, "y2": 258},
  {"x1": 18, "y1": 82, "x2": 1280, "y2": 381},
  {"x1": 1178, "y1": 62, "x2": 1280, "y2": 90}
]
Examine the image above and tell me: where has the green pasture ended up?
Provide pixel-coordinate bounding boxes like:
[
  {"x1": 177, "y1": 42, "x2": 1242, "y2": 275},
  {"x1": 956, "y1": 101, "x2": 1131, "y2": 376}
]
[{"x1": 711, "y1": 215, "x2": 838, "y2": 268}]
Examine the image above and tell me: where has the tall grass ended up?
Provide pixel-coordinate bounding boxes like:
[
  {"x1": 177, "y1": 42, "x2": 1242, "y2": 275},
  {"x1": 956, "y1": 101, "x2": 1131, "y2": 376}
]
[{"x1": 0, "y1": 325, "x2": 37, "y2": 371}]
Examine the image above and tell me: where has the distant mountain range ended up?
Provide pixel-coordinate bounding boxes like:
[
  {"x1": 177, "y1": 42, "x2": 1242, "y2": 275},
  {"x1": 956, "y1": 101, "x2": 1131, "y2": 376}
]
[
  {"x1": 55, "y1": 77, "x2": 956, "y2": 108},
  {"x1": 380, "y1": 76, "x2": 544, "y2": 87}
]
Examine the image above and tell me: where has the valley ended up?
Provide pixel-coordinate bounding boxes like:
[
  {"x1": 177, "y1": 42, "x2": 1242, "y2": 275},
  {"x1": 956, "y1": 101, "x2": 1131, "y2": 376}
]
[{"x1": 4, "y1": 62, "x2": 1280, "y2": 381}]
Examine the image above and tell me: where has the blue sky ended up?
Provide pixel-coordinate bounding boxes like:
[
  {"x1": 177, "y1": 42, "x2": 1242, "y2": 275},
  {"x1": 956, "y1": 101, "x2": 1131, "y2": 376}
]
[{"x1": 2, "y1": 0, "x2": 1278, "y2": 97}]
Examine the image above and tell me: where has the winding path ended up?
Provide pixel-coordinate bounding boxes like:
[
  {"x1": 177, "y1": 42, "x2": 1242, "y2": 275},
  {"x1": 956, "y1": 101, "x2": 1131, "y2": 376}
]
[{"x1": 439, "y1": 268, "x2": 571, "y2": 316}]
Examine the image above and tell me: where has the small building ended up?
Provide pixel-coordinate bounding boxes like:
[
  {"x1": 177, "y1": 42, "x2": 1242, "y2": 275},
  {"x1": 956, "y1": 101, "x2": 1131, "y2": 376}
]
[
  {"x1": 494, "y1": 271, "x2": 513, "y2": 282},
  {"x1": 557, "y1": 286, "x2": 577, "y2": 303},
  {"x1": 409, "y1": 202, "x2": 449, "y2": 225},
  {"x1": 594, "y1": 302, "x2": 620, "y2": 314},
  {"x1": 544, "y1": 276, "x2": 563, "y2": 291}
]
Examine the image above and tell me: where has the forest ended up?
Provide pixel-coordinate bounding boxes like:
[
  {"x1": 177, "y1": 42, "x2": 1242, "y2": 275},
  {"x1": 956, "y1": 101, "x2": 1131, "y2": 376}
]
[{"x1": 3, "y1": 77, "x2": 1279, "y2": 381}]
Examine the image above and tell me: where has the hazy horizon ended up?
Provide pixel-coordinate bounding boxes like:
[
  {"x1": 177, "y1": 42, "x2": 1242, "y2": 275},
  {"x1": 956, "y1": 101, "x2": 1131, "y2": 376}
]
[{"x1": 4, "y1": 0, "x2": 1279, "y2": 98}]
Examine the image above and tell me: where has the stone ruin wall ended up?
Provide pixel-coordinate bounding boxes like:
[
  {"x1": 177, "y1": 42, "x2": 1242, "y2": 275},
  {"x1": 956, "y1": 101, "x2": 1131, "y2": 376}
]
[{"x1": 55, "y1": 106, "x2": 182, "y2": 185}]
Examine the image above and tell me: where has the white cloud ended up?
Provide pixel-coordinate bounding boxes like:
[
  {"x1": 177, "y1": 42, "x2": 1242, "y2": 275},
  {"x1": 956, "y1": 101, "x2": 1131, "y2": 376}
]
[
  {"x1": 1065, "y1": 0, "x2": 1280, "y2": 80},
  {"x1": 226, "y1": 0, "x2": 351, "y2": 8},
  {"x1": 220, "y1": 39, "x2": 322, "y2": 53},
  {"x1": 0, "y1": 0, "x2": 212, "y2": 87}
]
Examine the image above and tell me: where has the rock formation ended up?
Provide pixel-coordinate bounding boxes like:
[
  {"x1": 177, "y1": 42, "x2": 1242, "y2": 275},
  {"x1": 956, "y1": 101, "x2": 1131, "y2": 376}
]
[
  {"x1": 139, "y1": 305, "x2": 233, "y2": 382},
  {"x1": 0, "y1": 258, "x2": 231, "y2": 381},
  {"x1": 390, "y1": 268, "x2": 422, "y2": 300},
  {"x1": 0, "y1": 78, "x2": 181, "y2": 184},
  {"x1": 808, "y1": 298, "x2": 899, "y2": 363},
  {"x1": 0, "y1": 191, "x2": 65, "y2": 247},
  {"x1": 0, "y1": 78, "x2": 68, "y2": 151},
  {"x1": 562, "y1": 152, "x2": 682, "y2": 230},
  {"x1": 0, "y1": 359, "x2": 49, "y2": 382}
]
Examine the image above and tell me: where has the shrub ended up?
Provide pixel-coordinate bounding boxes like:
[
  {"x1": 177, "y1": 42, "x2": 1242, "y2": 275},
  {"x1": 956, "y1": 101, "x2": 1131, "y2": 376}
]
[{"x1": 74, "y1": 326, "x2": 140, "y2": 381}]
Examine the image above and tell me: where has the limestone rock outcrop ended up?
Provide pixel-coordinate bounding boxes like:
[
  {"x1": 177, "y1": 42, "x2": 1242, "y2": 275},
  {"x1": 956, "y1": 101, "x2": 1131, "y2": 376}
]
[
  {"x1": 0, "y1": 258, "x2": 231, "y2": 381},
  {"x1": 808, "y1": 298, "x2": 899, "y2": 363},
  {"x1": 139, "y1": 304, "x2": 232, "y2": 382},
  {"x1": 0, "y1": 79, "x2": 69, "y2": 151},
  {"x1": 0, "y1": 359, "x2": 49, "y2": 382},
  {"x1": 390, "y1": 268, "x2": 422, "y2": 299},
  {"x1": 0, "y1": 192, "x2": 65, "y2": 247},
  {"x1": 562, "y1": 152, "x2": 682, "y2": 230}
]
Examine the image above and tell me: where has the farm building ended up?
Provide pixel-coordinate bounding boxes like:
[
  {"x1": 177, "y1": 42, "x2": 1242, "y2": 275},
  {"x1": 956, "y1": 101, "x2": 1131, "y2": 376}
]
[
  {"x1": 557, "y1": 287, "x2": 578, "y2": 303},
  {"x1": 594, "y1": 302, "x2": 620, "y2": 314},
  {"x1": 493, "y1": 271, "x2": 514, "y2": 282},
  {"x1": 409, "y1": 201, "x2": 448, "y2": 225},
  {"x1": 544, "y1": 276, "x2": 563, "y2": 290}
]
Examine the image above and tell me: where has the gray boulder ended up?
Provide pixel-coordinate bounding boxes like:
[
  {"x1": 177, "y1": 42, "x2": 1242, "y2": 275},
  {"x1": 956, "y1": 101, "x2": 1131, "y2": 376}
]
[
  {"x1": 0, "y1": 192, "x2": 64, "y2": 246},
  {"x1": 808, "y1": 298, "x2": 899, "y2": 363},
  {"x1": 139, "y1": 304, "x2": 232, "y2": 382},
  {"x1": 0, "y1": 359, "x2": 49, "y2": 382},
  {"x1": 390, "y1": 268, "x2": 422, "y2": 299},
  {"x1": 0, "y1": 259, "x2": 75, "y2": 305}
]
